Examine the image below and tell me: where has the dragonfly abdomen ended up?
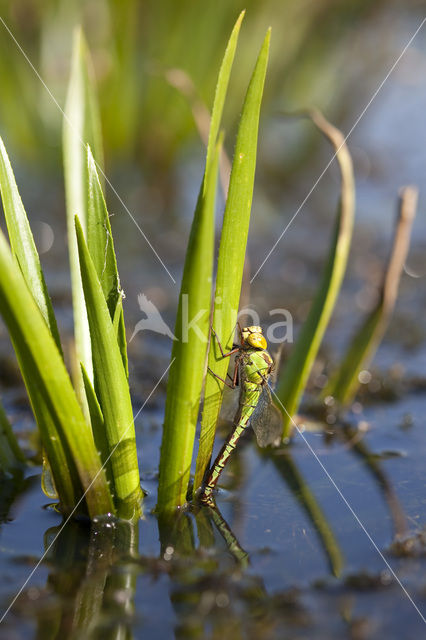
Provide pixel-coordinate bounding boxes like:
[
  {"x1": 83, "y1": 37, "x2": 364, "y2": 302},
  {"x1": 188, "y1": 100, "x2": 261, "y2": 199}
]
[{"x1": 201, "y1": 385, "x2": 262, "y2": 505}]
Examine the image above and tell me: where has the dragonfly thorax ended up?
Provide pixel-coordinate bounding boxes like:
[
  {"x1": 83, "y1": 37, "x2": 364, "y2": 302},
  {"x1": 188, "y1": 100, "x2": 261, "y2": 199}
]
[{"x1": 240, "y1": 348, "x2": 274, "y2": 385}]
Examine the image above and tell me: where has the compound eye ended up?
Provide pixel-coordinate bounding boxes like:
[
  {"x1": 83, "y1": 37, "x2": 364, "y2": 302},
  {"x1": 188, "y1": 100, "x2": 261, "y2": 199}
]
[{"x1": 248, "y1": 333, "x2": 267, "y2": 349}]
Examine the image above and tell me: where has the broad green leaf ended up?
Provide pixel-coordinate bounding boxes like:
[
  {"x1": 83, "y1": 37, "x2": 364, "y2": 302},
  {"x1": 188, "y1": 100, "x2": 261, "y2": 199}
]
[
  {"x1": 194, "y1": 28, "x2": 271, "y2": 492},
  {"x1": 0, "y1": 398, "x2": 24, "y2": 473},
  {"x1": 0, "y1": 137, "x2": 61, "y2": 351},
  {"x1": 157, "y1": 138, "x2": 221, "y2": 513},
  {"x1": 75, "y1": 217, "x2": 142, "y2": 519},
  {"x1": 275, "y1": 110, "x2": 355, "y2": 439},
  {"x1": 0, "y1": 228, "x2": 114, "y2": 517},
  {"x1": 323, "y1": 186, "x2": 417, "y2": 407},
  {"x1": 63, "y1": 27, "x2": 104, "y2": 384}
]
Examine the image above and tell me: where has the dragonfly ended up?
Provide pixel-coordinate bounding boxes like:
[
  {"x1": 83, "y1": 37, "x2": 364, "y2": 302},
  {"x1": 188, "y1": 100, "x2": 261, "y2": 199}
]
[{"x1": 200, "y1": 324, "x2": 282, "y2": 506}]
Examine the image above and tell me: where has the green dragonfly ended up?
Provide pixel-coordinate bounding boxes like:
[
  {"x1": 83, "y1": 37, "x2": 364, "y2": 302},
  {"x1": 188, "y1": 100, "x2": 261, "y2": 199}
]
[{"x1": 200, "y1": 324, "x2": 282, "y2": 506}]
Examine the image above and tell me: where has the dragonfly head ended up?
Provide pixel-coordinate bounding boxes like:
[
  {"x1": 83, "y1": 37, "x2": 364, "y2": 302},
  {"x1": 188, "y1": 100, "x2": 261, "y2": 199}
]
[{"x1": 242, "y1": 325, "x2": 267, "y2": 350}]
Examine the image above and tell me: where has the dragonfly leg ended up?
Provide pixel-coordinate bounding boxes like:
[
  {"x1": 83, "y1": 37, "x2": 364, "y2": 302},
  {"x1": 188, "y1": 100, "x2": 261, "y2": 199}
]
[
  {"x1": 236, "y1": 321, "x2": 243, "y2": 343},
  {"x1": 207, "y1": 367, "x2": 236, "y2": 389},
  {"x1": 211, "y1": 327, "x2": 240, "y2": 358}
]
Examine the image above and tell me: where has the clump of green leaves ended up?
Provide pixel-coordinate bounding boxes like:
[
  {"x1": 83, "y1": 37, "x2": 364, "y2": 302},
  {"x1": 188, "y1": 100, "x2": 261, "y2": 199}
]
[
  {"x1": 157, "y1": 26, "x2": 357, "y2": 511},
  {"x1": 0, "y1": 30, "x2": 141, "y2": 520},
  {"x1": 156, "y1": 13, "x2": 271, "y2": 513}
]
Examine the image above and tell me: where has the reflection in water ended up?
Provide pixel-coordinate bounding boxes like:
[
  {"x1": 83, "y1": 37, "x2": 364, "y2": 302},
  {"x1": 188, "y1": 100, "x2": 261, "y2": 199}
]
[
  {"x1": 157, "y1": 503, "x2": 270, "y2": 639},
  {"x1": 268, "y1": 447, "x2": 344, "y2": 577},
  {"x1": 0, "y1": 469, "x2": 29, "y2": 525},
  {"x1": 158, "y1": 499, "x2": 249, "y2": 566},
  {"x1": 340, "y1": 423, "x2": 408, "y2": 539},
  {"x1": 0, "y1": 419, "x2": 420, "y2": 640},
  {"x1": 36, "y1": 517, "x2": 138, "y2": 639},
  {"x1": 207, "y1": 503, "x2": 249, "y2": 568},
  {"x1": 202, "y1": 416, "x2": 409, "y2": 581}
]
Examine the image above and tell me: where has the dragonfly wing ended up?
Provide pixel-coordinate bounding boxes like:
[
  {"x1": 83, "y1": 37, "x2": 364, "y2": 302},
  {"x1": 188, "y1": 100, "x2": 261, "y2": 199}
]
[
  {"x1": 270, "y1": 344, "x2": 284, "y2": 387},
  {"x1": 219, "y1": 384, "x2": 242, "y2": 423},
  {"x1": 250, "y1": 384, "x2": 282, "y2": 447},
  {"x1": 218, "y1": 359, "x2": 243, "y2": 423}
]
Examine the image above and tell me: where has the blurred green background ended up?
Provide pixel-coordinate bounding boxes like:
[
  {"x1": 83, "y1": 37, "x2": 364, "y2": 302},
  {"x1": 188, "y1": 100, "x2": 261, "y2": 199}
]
[
  {"x1": 0, "y1": 0, "x2": 425, "y2": 342},
  {"x1": 0, "y1": 0, "x2": 388, "y2": 173}
]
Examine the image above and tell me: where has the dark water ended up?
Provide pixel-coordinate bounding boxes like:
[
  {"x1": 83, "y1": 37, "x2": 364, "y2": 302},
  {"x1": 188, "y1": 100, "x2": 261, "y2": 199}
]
[{"x1": 1, "y1": 337, "x2": 426, "y2": 639}]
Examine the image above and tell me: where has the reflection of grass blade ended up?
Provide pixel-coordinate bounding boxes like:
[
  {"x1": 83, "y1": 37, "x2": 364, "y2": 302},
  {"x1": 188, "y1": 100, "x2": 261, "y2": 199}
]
[
  {"x1": 271, "y1": 450, "x2": 344, "y2": 577},
  {"x1": 40, "y1": 519, "x2": 138, "y2": 638},
  {"x1": 0, "y1": 472, "x2": 27, "y2": 525},
  {"x1": 340, "y1": 424, "x2": 407, "y2": 538},
  {"x1": 194, "y1": 506, "x2": 215, "y2": 549},
  {"x1": 0, "y1": 228, "x2": 113, "y2": 517},
  {"x1": 195, "y1": 29, "x2": 271, "y2": 492},
  {"x1": 276, "y1": 110, "x2": 355, "y2": 439},
  {"x1": 76, "y1": 217, "x2": 142, "y2": 519},
  {"x1": 157, "y1": 14, "x2": 244, "y2": 514},
  {"x1": 0, "y1": 398, "x2": 24, "y2": 473},
  {"x1": 323, "y1": 187, "x2": 417, "y2": 407},
  {"x1": 63, "y1": 27, "x2": 104, "y2": 384},
  {"x1": 158, "y1": 511, "x2": 195, "y2": 556},
  {"x1": 0, "y1": 137, "x2": 61, "y2": 351}
]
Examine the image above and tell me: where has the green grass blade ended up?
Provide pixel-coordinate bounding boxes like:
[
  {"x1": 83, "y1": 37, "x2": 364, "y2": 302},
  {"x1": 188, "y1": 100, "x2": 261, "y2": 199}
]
[
  {"x1": 63, "y1": 27, "x2": 104, "y2": 383},
  {"x1": 0, "y1": 398, "x2": 25, "y2": 473},
  {"x1": 156, "y1": 14, "x2": 245, "y2": 513},
  {"x1": 276, "y1": 110, "x2": 355, "y2": 439},
  {"x1": 157, "y1": 139, "x2": 221, "y2": 513},
  {"x1": 86, "y1": 145, "x2": 121, "y2": 317},
  {"x1": 323, "y1": 186, "x2": 417, "y2": 407},
  {"x1": 86, "y1": 145, "x2": 128, "y2": 375},
  {"x1": 115, "y1": 301, "x2": 129, "y2": 378},
  {"x1": 194, "y1": 29, "x2": 271, "y2": 492},
  {"x1": 80, "y1": 362, "x2": 114, "y2": 490},
  {"x1": 204, "y1": 10, "x2": 244, "y2": 177},
  {"x1": 0, "y1": 137, "x2": 61, "y2": 351},
  {"x1": 75, "y1": 216, "x2": 142, "y2": 519},
  {"x1": 0, "y1": 229, "x2": 114, "y2": 517}
]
